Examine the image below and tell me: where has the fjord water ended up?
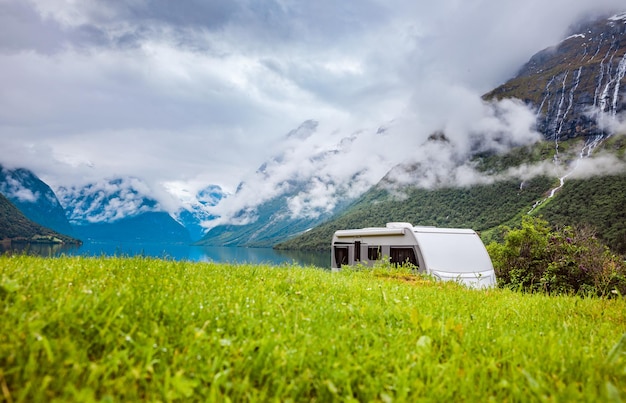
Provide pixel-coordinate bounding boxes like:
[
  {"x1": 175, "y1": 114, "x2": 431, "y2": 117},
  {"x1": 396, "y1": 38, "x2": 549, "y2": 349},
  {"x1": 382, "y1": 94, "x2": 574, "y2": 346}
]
[{"x1": 1, "y1": 241, "x2": 331, "y2": 269}]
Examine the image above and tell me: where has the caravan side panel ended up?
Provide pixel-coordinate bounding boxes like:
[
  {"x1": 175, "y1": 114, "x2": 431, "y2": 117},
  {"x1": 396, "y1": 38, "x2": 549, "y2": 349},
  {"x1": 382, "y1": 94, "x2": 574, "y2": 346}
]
[{"x1": 331, "y1": 227, "x2": 420, "y2": 269}]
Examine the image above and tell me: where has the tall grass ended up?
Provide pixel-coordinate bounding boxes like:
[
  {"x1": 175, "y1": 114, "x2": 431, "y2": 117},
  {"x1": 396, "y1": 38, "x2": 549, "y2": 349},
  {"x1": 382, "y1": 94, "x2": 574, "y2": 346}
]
[{"x1": 1, "y1": 255, "x2": 625, "y2": 401}]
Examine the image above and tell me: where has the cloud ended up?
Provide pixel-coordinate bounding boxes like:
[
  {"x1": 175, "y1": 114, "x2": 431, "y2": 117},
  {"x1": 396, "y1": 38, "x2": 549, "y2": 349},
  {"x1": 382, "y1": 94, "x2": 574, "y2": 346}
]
[
  {"x1": 380, "y1": 97, "x2": 543, "y2": 189},
  {"x1": 205, "y1": 96, "x2": 543, "y2": 223},
  {"x1": 1, "y1": 0, "x2": 625, "y2": 224},
  {"x1": 593, "y1": 110, "x2": 626, "y2": 136},
  {"x1": 0, "y1": 166, "x2": 45, "y2": 203},
  {"x1": 0, "y1": 176, "x2": 39, "y2": 203},
  {"x1": 204, "y1": 119, "x2": 401, "y2": 224},
  {"x1": 57, "y1": 177, "x2": 161, "y2": 224},
  {"x1": 568, "y1": 153, "x2": 626, "y2": 178}
]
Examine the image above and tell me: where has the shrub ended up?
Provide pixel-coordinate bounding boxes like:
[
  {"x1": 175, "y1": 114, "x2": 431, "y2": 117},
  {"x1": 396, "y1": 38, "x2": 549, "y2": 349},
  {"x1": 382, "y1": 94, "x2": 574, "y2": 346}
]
[{"x1": 487, "y1": 216, "x2": 626, "y2": 297}]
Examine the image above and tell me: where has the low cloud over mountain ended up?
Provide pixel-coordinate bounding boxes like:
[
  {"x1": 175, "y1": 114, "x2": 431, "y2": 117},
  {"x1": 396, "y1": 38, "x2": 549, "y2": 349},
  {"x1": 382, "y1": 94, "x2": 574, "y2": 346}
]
[{"x1": 2, "y1": 1, "x2": 624, "y2": 203}]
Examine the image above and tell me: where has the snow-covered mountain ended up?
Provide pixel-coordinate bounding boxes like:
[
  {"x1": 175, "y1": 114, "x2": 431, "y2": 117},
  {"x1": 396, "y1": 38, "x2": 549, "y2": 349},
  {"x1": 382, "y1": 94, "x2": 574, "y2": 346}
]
[
  {"x1": 56, "y1": 177, "x2": 226, "y2": 242},
  {"x1": 171, "y1": 184, "x2": 224, "y2": 241},
  {"x1": 0, "y1": 167, "x2": 226, "y2": 243},
  {"x1": 56, "y1": 177, "x2": 191, "y2": 243},
  {"x1": 57, "y1": 177, "x2": 160, "y2": 225},
  {"x1": 197, "y1": 119, "x2": 397, "y2": 247},
  {"x1": 3, "y1": 12, "x2": 625, "y2": 249}
]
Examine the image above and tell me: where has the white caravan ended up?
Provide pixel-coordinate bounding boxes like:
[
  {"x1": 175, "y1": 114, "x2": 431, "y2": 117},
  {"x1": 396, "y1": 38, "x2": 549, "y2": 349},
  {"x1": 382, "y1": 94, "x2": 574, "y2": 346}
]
[{"x1": 331, "y1": 222, "x2": 496, "y2": 288}]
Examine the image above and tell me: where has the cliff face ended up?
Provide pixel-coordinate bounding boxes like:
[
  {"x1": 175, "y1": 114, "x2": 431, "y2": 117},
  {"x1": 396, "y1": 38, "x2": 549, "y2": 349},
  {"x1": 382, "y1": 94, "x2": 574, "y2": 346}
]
[{"x1": 486, "y1": 12, "x2": 626, "y2": 141}]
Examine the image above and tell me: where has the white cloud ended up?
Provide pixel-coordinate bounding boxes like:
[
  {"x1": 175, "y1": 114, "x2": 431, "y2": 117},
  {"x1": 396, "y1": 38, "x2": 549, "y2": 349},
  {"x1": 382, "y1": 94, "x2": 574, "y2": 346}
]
[
  {"x1": 568, "y1": 153, "x2": 626, "y2": 178},
  {"x1": 1, "y1": 0, "x2": 624, "y2": 224},
  {"x1": 0, "y1": 169, "x2": 40, "y2": 202},
  {"x1": 593, "y1": 110, "x2": 626, "y2": 136},
  {"x1": 57, "y1": 177, "x2": 161, "y2": 224},
  {"x1": 380, "y1": 97, "x2": 543, "y2": 190}
]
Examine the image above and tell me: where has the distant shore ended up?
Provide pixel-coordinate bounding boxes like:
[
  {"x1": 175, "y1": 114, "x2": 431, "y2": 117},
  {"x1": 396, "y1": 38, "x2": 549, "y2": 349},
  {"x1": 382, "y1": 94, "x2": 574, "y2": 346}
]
[{"x1": 2, "y1": 236, "x2": 82, "y2": 246}]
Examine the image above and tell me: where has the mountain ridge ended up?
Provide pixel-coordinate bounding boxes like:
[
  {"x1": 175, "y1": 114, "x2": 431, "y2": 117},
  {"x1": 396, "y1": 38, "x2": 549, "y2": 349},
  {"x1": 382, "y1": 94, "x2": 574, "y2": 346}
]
[{"x1": 195, "y1": 120, "x2": 376, "y2": 247}]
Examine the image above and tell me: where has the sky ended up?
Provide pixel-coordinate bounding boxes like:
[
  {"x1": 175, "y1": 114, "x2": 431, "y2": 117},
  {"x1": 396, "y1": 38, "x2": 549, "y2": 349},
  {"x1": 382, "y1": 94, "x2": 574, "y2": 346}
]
[{"x1": 1, "y1": 0, "x2": 625, "y2": 223}]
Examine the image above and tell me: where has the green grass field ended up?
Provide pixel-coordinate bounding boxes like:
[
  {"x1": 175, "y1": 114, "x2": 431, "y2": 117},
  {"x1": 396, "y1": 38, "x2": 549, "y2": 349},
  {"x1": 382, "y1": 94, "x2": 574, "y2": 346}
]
[{"x1": 1, "y1": 255, "x2": 625, "y2": 401}]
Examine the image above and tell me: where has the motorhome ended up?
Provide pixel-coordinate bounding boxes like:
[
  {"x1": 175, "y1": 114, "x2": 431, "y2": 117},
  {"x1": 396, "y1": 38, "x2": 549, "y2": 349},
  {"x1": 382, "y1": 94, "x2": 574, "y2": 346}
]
[{"x1": 331, "y1": 222, "x2": 496, "y2": 288}]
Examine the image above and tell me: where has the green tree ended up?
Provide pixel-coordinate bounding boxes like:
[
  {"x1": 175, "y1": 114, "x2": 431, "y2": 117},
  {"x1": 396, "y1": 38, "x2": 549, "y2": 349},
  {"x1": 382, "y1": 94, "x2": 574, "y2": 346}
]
[{"x1": 487, "y1": 216, "x2": 626, "y2": 297}]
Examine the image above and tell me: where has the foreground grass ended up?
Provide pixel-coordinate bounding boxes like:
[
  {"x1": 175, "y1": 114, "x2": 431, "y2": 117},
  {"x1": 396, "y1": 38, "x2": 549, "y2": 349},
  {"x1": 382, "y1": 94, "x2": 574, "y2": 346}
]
[{"x1": 1, "y1": 256, "x2": 625, "y2": 402}]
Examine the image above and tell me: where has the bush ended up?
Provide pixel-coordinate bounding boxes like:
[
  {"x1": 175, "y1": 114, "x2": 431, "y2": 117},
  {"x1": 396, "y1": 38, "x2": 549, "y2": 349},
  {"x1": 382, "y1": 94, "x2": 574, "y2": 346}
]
[{"x1": 487, "y1": 216, "x2": 626, "y2": 297}]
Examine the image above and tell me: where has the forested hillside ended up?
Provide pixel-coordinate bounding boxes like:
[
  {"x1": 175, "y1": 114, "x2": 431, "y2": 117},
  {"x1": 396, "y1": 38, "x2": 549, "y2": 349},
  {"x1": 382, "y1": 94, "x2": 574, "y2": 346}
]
[
  {"x1": 0, "y1": 193, "x2": 78, "y2": 244},
  {"x1": 276, "y1": 137, "x2": 626, "y2": 254},
  {"x1": 537, "y1": 174, "x2": 626, "y2": 253},
  {"x1": 275, "y1": 175, "x2": 553, "y2": 251}
]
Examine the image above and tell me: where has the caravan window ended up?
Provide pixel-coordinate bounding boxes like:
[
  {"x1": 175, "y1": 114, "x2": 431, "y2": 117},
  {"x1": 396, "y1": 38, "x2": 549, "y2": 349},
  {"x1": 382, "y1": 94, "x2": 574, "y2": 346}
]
[
  {"x1": 334, "y1": 246, "x2": 349, "y2": 267},
  {"x1": 390, "y1": 247, "x2": 417, "y2": 266},
  {"x1": 368, "y1": 246, "x2": 381, "y2": 260}
]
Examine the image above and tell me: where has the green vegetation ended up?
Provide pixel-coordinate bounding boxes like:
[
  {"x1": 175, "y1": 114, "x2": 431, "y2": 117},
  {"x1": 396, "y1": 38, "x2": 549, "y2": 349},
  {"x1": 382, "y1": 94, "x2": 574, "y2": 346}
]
[
  {"x1": 538, "y1": 174, "x2": 626, "y2": 254},
  {"x1": 473, "y1": 141, "x2": 558, "y2": 173},
  {"x1": 276, "y1": 176, "x2": 553, "y2": 251},
  {"x1": 277, "y1": 137, "x2": 626, "y2": 255},
  {"x1": 488, "y1": 216, "x2": 626, "y2": 296},
  {"x1": 1, "y1": 256, "x2": 626, "y2": 401},
  {"x1": 0, "y1": 193, "x2": 79, "y2": 245}
]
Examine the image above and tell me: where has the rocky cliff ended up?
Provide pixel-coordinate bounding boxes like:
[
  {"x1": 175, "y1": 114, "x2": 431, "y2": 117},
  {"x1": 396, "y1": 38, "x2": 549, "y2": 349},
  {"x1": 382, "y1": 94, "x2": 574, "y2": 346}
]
[{"x1": 486, "y1": 12, "x2": 626, "y2": 141}]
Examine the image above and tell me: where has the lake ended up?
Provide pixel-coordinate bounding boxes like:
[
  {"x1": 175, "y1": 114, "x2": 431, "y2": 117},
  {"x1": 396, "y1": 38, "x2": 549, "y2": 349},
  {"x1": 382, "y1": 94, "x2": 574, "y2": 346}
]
[{"x1": 1, "y1": 241, "x2": 331, "y2": 269}]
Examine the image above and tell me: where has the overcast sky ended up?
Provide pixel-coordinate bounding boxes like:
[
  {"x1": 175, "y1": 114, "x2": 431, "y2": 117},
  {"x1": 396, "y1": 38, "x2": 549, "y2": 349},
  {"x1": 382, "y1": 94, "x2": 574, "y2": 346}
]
[{"x1": 1, "y1": 0, "x2": 624, "y2": 215}]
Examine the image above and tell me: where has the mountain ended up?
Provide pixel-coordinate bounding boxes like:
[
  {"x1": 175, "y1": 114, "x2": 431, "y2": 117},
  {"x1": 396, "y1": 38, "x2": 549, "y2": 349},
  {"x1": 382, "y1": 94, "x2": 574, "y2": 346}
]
[
  {"x1": 275, "y1": 138, "x2": 555, "y2": 251},
  {"x1": 58, "y1": 178, "x2": 190, "y2": 243},
  {"x1": 0, "y1": 168, "x2": 193, "y2": 244},
  {"x1": 277, "y1": 136, "x2": 626, "y2": 254},
  {"x1": 201, "y1": 14, "x2": 626, "y2": 249},
  {"x1": 196, "y1": 120, "x2": 377, "y2": 247},
  {"x1": 195, "y1": 182, "x2": 344, "y2": 248},
  {"x1": 172, "y1": 185, "x2": 224, "y2": 241},
  {"x1": 57, "y1": 177, "x2": 161, "y2": 225},
  {"x1": 0, "y1": 165, "x2": 74, "y2": 236},
  {"x1": 485, "y1": 11, "x2": 626, "y2": 140},
  {"x1": 0, "y1": 192, "x2": 79, "y2": 244},
  {"x1": 278, "y1": 13, "x2": 626, "y2": 255},
  {"x1": 73, "y1": 211, "x2": 191, "y2": 243}
]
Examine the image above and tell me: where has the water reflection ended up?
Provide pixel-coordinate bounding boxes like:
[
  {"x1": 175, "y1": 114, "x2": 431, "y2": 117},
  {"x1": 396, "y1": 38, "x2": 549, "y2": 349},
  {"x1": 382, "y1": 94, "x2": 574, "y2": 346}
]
[
  {"x1": 0, "y1": 242, "x2": 78, "y2": 257},
  {"x1": 1, "y1": 241, "x2": 331, "y2": 269}
]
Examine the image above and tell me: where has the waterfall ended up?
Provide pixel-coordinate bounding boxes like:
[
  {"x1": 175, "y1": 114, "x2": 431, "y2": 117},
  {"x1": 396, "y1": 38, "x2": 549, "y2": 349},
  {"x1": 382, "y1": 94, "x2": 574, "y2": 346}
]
[
  {"x1": 611, "y1": 53, "x2": 626, "y2": 117},
  {"x1": 536, "y1": 75, "x2": 556, "y2": 118},
  {"x1": 553, "y1": 71, "x2": 569, "y2": 164}
]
